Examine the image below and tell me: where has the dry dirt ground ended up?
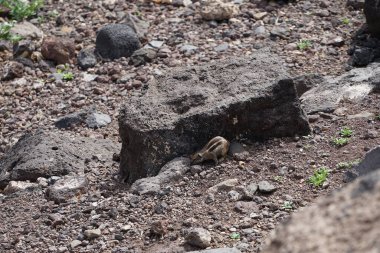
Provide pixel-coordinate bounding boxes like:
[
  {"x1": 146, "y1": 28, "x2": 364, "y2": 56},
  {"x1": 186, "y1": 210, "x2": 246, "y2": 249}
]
[{"x1": 0, "y1": 0, "x2": 379, "y2": 252}]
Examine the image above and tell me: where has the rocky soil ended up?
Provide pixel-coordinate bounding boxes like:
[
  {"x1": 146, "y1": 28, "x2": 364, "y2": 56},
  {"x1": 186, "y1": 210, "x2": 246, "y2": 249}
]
[{"x1": 0, "y1": 0, "x2": 379, "y2": 252}]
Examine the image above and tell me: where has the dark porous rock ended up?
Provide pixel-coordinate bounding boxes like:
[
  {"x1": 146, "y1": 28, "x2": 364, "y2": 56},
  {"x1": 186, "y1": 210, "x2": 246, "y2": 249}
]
[
  {"x1": 262, "y1": 169, "x2": 380, "y2": 253},
  {"x1": 301, "y1": 63, "x2": 380, "y2": 114},
  {"x1": 46, "y1": 176, "x2": 88, "y2": 203},
  {"x1": 345, "y1": 146, "x2": 380, "y2": 182},
  {"x1": 350, "y1": 47, "x2": 375, "y2": 67},
  {"x1": 130, "y1": 157, "x2": 191, "y2": 195},
  {"x1": 41, "y1": 36, "x2": 75, "y2": 64},
  {"x1": 96, "y1": 24, "x2": 141, "y2": 60},
  {"x1": 364, "y1": 0, "x2": 380, "y2": 38},
  {"x1": 77, "y1": 47, "x2": 97, "y2": 70},
  {"x1": 129, "y1": 47, "x2": 157, "y2": 66},
  {"x1": 119, "y1": 49, "x2": 311, "y2": 184},
  {"x1": 0, "y1": 131, "x2": 120, "y2": 189},
  {"x1": 1, "y1": 61, "x2": 24, "y2": 81}
]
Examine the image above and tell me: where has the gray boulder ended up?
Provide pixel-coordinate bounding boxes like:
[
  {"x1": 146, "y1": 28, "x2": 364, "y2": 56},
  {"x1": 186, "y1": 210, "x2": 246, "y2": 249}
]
[
  {"x1": 364, "y1": 0, "x2": 380, "y2": 38},
  {"x1": 0, "y1": 131, "x2": 120, "y2": 189},
  {"x1": 119, "y1": 49, "x2": 310, "y2": 184},
  {"x1": 96, "y1": 24, "x2": 141, "y2": 60},
  {"x1": 300, "y1": 62, "x2": 380, "y2": 114},
  {"x1": 55, "y1": 107, "x2": 111, "y2": 129},
  {"x1": 345, "y1": 146, "x2": 380, "y2": 182},
  {"x1": 262, "y1": 169, "x2": 380, "y2": 253}
]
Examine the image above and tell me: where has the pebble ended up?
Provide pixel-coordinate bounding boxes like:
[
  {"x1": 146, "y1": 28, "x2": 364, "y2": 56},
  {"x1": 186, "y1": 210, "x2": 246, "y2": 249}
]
[{"x1": 258, "y1": 181, "x2": 277, "y2": 193}]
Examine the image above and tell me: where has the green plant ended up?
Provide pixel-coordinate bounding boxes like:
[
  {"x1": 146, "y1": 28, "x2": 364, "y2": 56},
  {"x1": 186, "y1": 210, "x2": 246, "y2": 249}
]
[
  {"x1": 297, "y1": 39, "x2": 312, "y2": 51},
  {"x1": 56, "y1": 65, "x2": 74, "y2": 81},
  {"x1": 375, "y1": 115, "x2": 380, "y2": 121},
  {"x1": 0, "y1": 0, "x2": 43, "y2": 21},
  {"x1": 309, "y1": 167, "x2": 329, "y2": 187},
  {"x1": 342, "y1": 17, "x2": 350, "y2": 25},
  {"x1": 0, "y1": 21, "x2": 23, "y2": 43},
  {"x1": 283, "y1": 201, "x2": 293, "y2": 210},
  {"x1": 340, "y1": 127, "x2": 353, "y2": 138},
  {"x1": 332, "y1": 137, "x2": 349, "y2": 147},
  {"x1": 230, "y1": 232, "x2": 240, "y2": 240},
  {"x1": 273, "y1": 175, "x2": 283, "y2": 183},
  {"x1": 62, "y1": 72, "x2": 74, "y2": 81},
  {"x1": 48, "y1": 9, "x2": 59, "y2": 18}
]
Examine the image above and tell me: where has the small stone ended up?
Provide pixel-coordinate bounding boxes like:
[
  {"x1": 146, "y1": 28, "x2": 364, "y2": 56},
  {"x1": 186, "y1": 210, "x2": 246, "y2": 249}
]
[
  {"x1": 4, "y1": 181, "x2": 39, "y2": 194},
  {"x1": 41, "y1": 36, "x2": 75, "y2": 64},
  {"x1": 205, "y1": 193, "x2": 215, "y2": 204},
  {"x1": 149, "y1": 40, "x2": 164, "y2": 49},
  {"x1": 185, "y1": 228, "x2": 211, "y2": 248},
  {"x1": 180, "y1": 44, "x2": 198, "y2": 54},
  {"x1": 10, "y1": 21, "x2": 44, "y2": 39},
  {"x1": 85, "y1": 112, "x2": 112, "y2": 129},
  {"x1": 364, "y1": 130, "x2": 378, "y2": 139},
  {"x1": 208, "y1": 178, "x2": 238, "y2": 193},
  {"x1": 200, "y1": 0, "x2": 238, "y2": 21},
  {"x1": 129, "y1": 47, "x2": 157, "y2": 66},
  {"x1": 150, "y1": 220, "x2": 168, "y2": 236},
  {"x1": 254, "y1": 26, "x2": 266, "y2": 36},
  {"x1": 58, "y1": 246, "x2": 68, "y2": 253},
  {"x1": 84, "y1": 229, "x2": 101, "y2": 240},
  {"x1": 228, "y1": 190, "x2": 241, "y2": 201},
  {"x1": 258, "y1": 180, "x2": 277, "y2": 193},
  {"x1": 70, "y1": 240, "x2": 82, "y2": 249},
  {"x1": 77, "y1": 47, "x2": 97, "y2": 70},
  {"x1": 253, "y1": 12, "x2": 267, "y2": 20},
  {"x1": 347, "y1": 111, "x2": 375, "y2": 119},
  {"x1": 270, "y1": 26, "x2": 289, "y2": 39},
  {"x1": 121, "y1": 225, "x2": 132, "y2": 232},
  {"x1": 214, "y1": 43, "x2": 229, "y2": 52},
  {"x1": 114, "y1": 234, "x2": 124, "y2": 241},
  {"x1": 1, "y1": 61, "x2": 24, "y2": 81}
]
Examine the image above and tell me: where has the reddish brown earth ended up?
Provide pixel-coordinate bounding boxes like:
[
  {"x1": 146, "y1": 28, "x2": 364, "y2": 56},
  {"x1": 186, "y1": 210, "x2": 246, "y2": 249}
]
[{"x1": 0, "y1": 0, "x2": 379, "y2": 252}]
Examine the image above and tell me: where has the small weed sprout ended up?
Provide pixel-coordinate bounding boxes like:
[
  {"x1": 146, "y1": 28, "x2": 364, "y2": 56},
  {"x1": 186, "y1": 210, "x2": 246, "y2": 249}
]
[
  {"x1": 309, "y1": 167, "x2": 329, "y2": 187},
  {"x1": 56, "y1": 64, "x2": 74, "y2": 81},
  {"x1": 298, "y1": 39, "x2": 312, "y2": 51},
  {"x1": 230, "y1": 233, "x2": 240, "y2": 240},
  {"x1": 340, "y1": 127, "x2": 353, "y2": 137},
  {"x1": 342, "y1": 17, "x2": 350, "y2": 25},
  {"x1": 332, "y1": 137, "x2": 349, "y2": 147},
  {"x1": 283, "y1": 201, "x2": 293, "y2": 210},
  {"x1": 62, "y1": 72, "x2": 74, "y2": 81}
]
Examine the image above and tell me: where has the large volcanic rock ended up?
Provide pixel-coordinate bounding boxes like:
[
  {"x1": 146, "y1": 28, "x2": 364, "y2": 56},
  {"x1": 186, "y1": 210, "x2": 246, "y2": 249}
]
[
  {"x1": 0, "y1": 130, "x2": 119, "y2": 189},
  {"x1": 262, "y1": 169, "x2": 380, "y2": 253},
  {"x1": 95, "y1": 24, "x2": 141, "y2": 60},
  {"x1": 364, "y1": 0, "x2": 380, "y2": 38},
  {"x1": 119, "y1": 49, "x2": 311, "y2": 184}
]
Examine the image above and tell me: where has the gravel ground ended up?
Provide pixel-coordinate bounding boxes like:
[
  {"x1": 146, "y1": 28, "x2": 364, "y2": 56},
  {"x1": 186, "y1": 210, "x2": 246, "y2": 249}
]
[{"x1": 0, "y1": 0, "x2": 379, "y2": 252}]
